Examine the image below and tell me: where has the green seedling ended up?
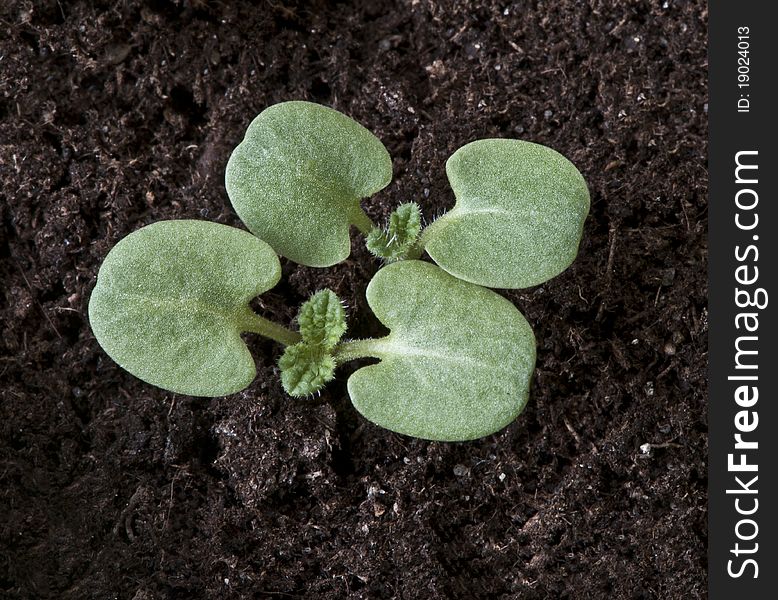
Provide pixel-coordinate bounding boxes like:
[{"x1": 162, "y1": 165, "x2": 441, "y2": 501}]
[
  {"x1": 89, "y1": 224, "x2": 535, "y2": 440},
  {"x1": 225, "y1": 101, "x2": 590, "y2": 289},
  {"x1": 89, "y1": 101, "x2": 589, "y2": 442}
]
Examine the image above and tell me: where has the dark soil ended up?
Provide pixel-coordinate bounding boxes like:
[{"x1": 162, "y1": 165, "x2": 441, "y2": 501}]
[{"x1": 1, "y1": 1, "x2": 708, "y2": 598}]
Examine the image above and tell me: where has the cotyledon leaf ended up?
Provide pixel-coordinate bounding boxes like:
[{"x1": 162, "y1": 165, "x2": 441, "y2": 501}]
[
  {"x1": 345, "y1": 260, "x2": 536, "y2": 441},
  {"x1": 422, "y1": 139, "x2": 590, "y2": 289},
  {"x1": 88, "y1": 220, "x2": 282, "y2": 397},
  {"x1": 225, "y1": 101, "x2": 393, "y2": 267}
]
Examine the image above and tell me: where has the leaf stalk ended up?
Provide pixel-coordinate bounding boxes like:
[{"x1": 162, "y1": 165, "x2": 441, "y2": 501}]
[
  {"x1": 333, "y1": 337, "x2": 390, "y2": 363},
  {"x1": 240, "y1": 310, "x2": 302, "y2": 346},
  {"x1": 351, "y1": 207, "x2": 377, "y2": 235}
]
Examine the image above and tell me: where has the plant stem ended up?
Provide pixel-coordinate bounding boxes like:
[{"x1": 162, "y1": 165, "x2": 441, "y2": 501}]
[
  {"x1": 351, "y1": 206, "x2": 377, "y2": 235},
  {"x1": 240, "y1": 310, "x2": 301, "y2": 346},
  {"x1": 333, "y1": 337, "x2": 390, "y2": 363}
]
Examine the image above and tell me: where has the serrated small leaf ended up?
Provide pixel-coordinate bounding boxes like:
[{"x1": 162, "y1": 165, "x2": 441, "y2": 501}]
[
  {"x1": 366, "y1": 202, "x2": 422, "y2": 262},
  {"x1": 226, "y1": 101, "x2": 392, "y2": 267},
  {"x1": 347, "y1": 260, "x2": 536, "y2": 441},
  {"x1": 298, "y1": 289, "x2": 347, "y2": 349},
  {"x1": 279, "y1": 343, "x2": 336, "y2": 397},
  {"x1": 88, "y1": 220, "x2": 281, "y2": 397},
  {"x1": 423, "y1": 139, "x2": 590, "y2": 289}
]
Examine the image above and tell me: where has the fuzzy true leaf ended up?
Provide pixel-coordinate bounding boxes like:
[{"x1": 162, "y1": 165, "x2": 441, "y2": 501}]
[
  {"x1": 347, "y1": 260, "x2": 536, "y2": 441},
  {"x1": 297, "y1": 289, "x2": 347, "y2": 349},
  {"x1": 226, "y1": 101, "x2": 392, "y2": 267},
  {"x1": 366, "y1": 202, "x2": 422, "y2": 262},
  {"x1": 88, "y1": 220, "x2": 281, "y2": 397},
  {"x1": 279, "y1": 343, "x2": 336, "y2": 397},
  {"x1": 423, "y1": 139, "x2": 590, "y2": 289}
]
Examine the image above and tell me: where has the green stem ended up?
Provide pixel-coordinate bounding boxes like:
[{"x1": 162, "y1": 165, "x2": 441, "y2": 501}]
[
  {"x1": 334, "y1": 337, "x2": 390, "y2": 363},
  {"x1": 240, "y1": 310, "x2": 301, "y2": 346},
  {"x1": 351, "y1": 206, "x2": 377, "y2": 235}
]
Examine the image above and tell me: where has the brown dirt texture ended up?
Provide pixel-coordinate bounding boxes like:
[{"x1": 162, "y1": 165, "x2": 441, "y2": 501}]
[{"x1": 1, "y1": 1, "x2": 708, "y2": 598}]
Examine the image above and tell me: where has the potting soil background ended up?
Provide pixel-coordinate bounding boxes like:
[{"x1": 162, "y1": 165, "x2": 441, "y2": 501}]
[{"x1": 0, "y1": 1, "x2": 707, "y2": 598}]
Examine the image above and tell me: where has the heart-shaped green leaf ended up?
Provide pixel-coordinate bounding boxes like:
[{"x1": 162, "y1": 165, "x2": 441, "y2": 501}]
[
  {"x1": 345, "y1": 260, "x2": 536, "y2": 441},
  {"x1": 88, "y1": 220, "x2": 282, "y2": 397},
  {"x1": 225, "y1": 101, "x2": 392, "y2": 267},
  {"x1": 422, "y1": 139, "x2": 590, "y2": 289}
]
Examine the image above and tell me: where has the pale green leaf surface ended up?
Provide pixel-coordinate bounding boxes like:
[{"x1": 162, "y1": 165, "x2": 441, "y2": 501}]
[
  {"x1": 424, "y1": 139, "x2": 590, "y2": 289},
  {"x1": 88, "y1": 220, "x2": 281, "y2": 397},
  {"x1": 347, "y1": 261, "x2": 536, "y2": 441},
  {"x1": 225, "y1": 101, "x2": 392, "y2": 267},
  {"x1": 297, "y1": 289, "x2": 347, "y2": 349}
]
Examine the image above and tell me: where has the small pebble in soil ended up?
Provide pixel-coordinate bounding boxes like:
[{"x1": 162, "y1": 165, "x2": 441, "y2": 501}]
[
  {"x1": 367, "y1": 485, "x2": 385, "y2": 499},
  {"x1": 378, "y1": 34, "x2": 403, "y2": 51},
  {"x1": 625, "y1": 35, "x2": 641, "y2": 51},
  {"x1": 453, "y1": 464, "x2": 469, "y2": 477},
  {"x1": 664, "y1": 341, "x2": 676, "y2": 355},
  {"x1": 543, "y1": 109, "x2": 553, "y2": 119}
]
